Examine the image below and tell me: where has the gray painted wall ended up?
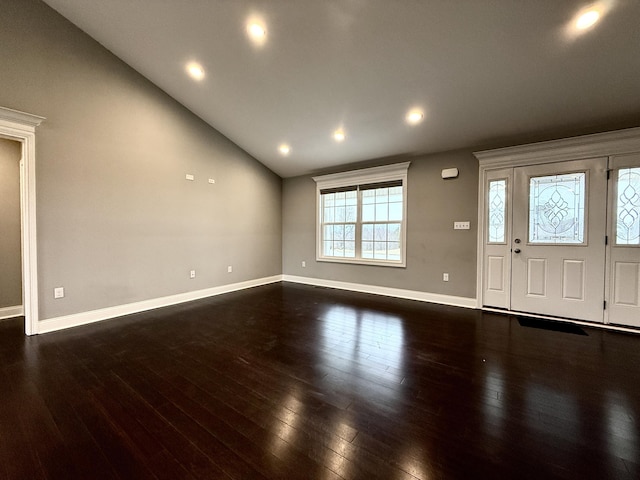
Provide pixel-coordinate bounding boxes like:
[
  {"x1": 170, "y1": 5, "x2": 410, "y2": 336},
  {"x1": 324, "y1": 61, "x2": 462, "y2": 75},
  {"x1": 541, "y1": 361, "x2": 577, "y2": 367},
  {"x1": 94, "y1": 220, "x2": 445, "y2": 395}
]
[
  {"x1": 0, "y1": 0, "x2": 282, "y2": 320},
  {"x1": 282, "y1": 150, "x2": 479, "y2": 299},
  {"x1": 0, "y1": 139, "x2": 22, "y2": 309}
]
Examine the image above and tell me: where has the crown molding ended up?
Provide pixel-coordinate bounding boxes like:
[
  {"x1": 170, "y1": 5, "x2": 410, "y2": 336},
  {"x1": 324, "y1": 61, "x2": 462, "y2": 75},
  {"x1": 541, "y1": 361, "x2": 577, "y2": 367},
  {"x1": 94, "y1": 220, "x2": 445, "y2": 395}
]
[
  {"x1": 0, "y1": 107, "x2": 45, "y2": 130},
  {"x1": 474, "y1": 127, "x2": 640, "y2": 168}
]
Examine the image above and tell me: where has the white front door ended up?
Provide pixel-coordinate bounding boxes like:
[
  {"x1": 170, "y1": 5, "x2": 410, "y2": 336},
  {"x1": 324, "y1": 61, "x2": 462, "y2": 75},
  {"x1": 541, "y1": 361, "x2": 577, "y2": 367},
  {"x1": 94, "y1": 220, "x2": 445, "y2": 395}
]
[{"x1": 510, "y1": 158, "x2": 608, "y2": 322}]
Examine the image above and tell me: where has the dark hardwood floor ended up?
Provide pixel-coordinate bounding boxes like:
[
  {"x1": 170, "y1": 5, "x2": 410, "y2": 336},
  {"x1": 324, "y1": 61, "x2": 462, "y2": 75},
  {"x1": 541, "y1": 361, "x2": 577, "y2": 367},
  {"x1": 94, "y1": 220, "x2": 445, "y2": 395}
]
[{"x1": 1, "y1": 282, "x2": 638, "y2": 479}]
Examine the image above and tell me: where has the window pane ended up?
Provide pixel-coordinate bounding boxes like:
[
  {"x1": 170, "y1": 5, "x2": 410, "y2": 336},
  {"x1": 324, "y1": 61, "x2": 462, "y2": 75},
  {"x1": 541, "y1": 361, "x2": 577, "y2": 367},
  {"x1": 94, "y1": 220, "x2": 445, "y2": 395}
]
[
  {"x1": 362, "y1": 224, "x2": 373, "y2": 241},
  {"x1": 344, "y1": 241, "x2": 356, "y2": 257},
  {"x1": 335, "y1": 191, "x2": 346, "y2": 206},
  {"x1": 529, "y1": 172, "x2": 585, "y2": 244},
  {"x1": 362, "y1": 189, "x2": 375, "y2": 204},
  {"x1": 388, "y1": 186, "x2": 402, "y2": 203},
  {"x1": 389, "y1": 202, "x2": 402, "y2": 221},
  {"x1": 375, "y1": 188, "x2": 388, "y2": 204},
  {"x1": 324, "y1": 225, "x2": 333, "y2": 241},
  {"x1": 374, "y1": 224, "x2": 387, "y2": 241},
  {"x1": 616, "y1": 167, "x2": 640, "y2": 245},
  {"x1": 323, "y1": 241, "x2": 333, "y2": 256},
  {"x1": 345, "y1": 205, "x2": 357, "y2": 222},
  {"x1": 346, "y1": 190, "x2": 358, "y2": 205},
  {"x1": 334, "y1": 225, "x2": 344, "y2": 241},
  {"x1": 323, "y1": 193, "x2": 335, "y2": 207},
  {"x1": 323, "y1": 207, "x2": 334, "y2": 223},
  {"x1": 335, "y1": 206, "x2": 346, "y2": 222},
  {"x1": 374, "y1": 242, "x2": 388, "y2": 259},
  {"x1": 388, "y1": 242, "x2": 401, "y2": 260},
  {"x1": 362, "y1": 242, "x2": 374, "y2": 258},
  {"x1": 345, "y1": 224, "x2": 355, "y2": 241},
  {"x1": 375, "y1": 203, "x2": 388, "y2": 221},
  {"x1": 388, "y1": 223, "x2": 401, "y2": 241},
  {"x1": 362, "y1": 204, "x2": 375, "y2": 222},
  {"x1": 488, "y1": 179, "x2": 506, "y2": 243}
]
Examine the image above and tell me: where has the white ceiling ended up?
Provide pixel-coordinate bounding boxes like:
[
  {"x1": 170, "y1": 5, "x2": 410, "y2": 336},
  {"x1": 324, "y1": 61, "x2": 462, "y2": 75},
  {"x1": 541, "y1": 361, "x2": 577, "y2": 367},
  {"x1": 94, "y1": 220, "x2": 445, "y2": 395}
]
[{"x1": 43, "y1": 0, "x2": 640, "y2": 178}]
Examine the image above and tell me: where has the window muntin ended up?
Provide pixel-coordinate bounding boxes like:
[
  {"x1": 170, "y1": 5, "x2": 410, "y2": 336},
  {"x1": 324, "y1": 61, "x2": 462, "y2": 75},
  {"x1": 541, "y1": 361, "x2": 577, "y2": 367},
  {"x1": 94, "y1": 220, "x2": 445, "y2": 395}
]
[
  {"x1": 528, "y1": 172, "x2": 586, "y2": 244},
  {"x1": 615, "y1": 167, "x2": 640, "y2": 245},
  {"x1": 314, "y1": 163, "x2": 409, "y2": 267}
]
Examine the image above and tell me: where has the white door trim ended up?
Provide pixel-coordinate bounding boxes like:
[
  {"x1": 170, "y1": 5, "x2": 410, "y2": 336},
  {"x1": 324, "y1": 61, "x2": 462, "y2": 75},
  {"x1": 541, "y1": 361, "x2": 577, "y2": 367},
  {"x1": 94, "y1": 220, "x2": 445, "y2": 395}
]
[
  {"x1": 475, "y1": 127, "x2": 640, "y2": 319},
  {"x1": 0, "y1": 107, "x2": 45, "y2": 335}
]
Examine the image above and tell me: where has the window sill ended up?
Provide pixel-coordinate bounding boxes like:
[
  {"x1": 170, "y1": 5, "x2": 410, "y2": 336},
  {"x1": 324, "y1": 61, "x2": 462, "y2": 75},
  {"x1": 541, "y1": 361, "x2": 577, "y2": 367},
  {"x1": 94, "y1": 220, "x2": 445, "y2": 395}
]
[{"x1": 316, "y1": 257, "x2": 406, "y2": 268}]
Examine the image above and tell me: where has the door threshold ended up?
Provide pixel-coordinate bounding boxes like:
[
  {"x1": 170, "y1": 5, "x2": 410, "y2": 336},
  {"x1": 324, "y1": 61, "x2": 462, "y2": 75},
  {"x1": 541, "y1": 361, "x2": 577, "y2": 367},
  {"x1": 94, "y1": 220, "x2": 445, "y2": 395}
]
[{"x1": 481, "y1": 307, "x2": 640, "y2": 335}]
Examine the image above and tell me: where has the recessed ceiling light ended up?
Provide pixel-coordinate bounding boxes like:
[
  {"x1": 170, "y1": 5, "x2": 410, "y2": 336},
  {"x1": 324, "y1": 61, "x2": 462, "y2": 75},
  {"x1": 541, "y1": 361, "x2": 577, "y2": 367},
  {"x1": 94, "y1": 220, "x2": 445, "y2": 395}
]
[
  {"x1": 576, "y1": 9, "x2": 600, "y2": 29},
  {"x1": 333, "y1": 130, "x2": 346, "y2": 142},
  {"x1": 278, "y1": 144, "x2": 291, "y2": 156},
  {"x1": 248, "y1": 23, "x2": 266, "y2": 38},
  {"x1": 247, "y1": 20, "x2": 267, "y2": 46},
  {"x1": 186, "y1": 62, "x2": 205, "y2": 81},
  {"x1": 406, "y1": 109, "x2": 424, "y2": 125}
]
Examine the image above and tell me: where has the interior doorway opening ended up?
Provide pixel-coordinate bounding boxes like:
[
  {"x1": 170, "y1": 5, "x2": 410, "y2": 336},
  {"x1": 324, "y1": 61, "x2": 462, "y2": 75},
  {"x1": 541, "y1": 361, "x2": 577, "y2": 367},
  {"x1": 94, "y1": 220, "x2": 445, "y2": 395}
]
[
  {"x1": 0, "y1": 138, "x2": 24, "y2": 323},
  {"x1": 0, "y1": 107, "x2": 45, "y2": 335}
]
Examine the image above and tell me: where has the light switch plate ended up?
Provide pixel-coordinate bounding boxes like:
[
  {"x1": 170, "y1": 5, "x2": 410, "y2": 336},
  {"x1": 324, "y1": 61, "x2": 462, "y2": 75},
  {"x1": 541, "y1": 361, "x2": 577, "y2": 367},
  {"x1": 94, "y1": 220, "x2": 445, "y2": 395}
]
[{"x1": 454, "y1": 221, "x2": 470, "y2": 230}]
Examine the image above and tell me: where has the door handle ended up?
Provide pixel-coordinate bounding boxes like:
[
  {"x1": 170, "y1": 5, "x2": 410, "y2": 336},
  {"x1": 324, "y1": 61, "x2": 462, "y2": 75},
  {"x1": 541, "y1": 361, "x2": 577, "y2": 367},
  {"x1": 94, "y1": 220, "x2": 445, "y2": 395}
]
[{"x1": 514, "y1": 248, "x2": 521, "y2": 254}]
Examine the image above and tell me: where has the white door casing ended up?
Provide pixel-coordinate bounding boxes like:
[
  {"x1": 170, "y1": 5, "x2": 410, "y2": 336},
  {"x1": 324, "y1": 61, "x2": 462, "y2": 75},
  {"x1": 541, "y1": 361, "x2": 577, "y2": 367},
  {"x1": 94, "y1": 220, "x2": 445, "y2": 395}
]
[{"x1": 0, "y1": 107, "x2": 44, "y2": 336}]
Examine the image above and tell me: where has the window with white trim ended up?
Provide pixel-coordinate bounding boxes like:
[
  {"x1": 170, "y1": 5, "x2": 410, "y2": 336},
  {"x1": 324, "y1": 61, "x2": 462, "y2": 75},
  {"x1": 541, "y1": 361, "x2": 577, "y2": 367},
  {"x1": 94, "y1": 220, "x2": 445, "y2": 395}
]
[{"x1": 313, "y1": 162, "x2": 410, "y2": 267}]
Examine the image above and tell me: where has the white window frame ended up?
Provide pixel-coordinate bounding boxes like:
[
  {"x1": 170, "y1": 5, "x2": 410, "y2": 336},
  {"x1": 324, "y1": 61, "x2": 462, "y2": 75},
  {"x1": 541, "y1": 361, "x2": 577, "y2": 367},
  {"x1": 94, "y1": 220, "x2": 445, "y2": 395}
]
[{"x1": 313, "y1": 162, "x2": 410, "y2": 267}]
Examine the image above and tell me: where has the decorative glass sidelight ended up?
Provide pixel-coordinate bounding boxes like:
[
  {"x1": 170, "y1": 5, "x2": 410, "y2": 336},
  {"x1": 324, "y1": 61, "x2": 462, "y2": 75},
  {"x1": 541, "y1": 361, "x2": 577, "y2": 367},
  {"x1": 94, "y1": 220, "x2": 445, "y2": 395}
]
[
  {"x1": 616, "y1": 167, "x2": 640, "y2": 245},
  {"x1": 529, "y1": 172, "x2": 586, "y2": 244},
  {"x1": 488, "y1": 179, "x2": 506, "y2": 243}
]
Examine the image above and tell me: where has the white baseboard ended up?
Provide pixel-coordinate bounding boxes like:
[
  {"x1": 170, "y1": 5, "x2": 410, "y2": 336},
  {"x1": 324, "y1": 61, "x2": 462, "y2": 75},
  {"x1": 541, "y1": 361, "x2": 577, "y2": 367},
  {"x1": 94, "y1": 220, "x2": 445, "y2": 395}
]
[
  {"x1": 0, "y1": 305, "x2": 24, "y2": 320},
  {"x1": 37, "y1": 274, "x2": 476, "y2": 334},
  {"x1": 38, "y1": 275, "x2": 282, "y2": 334},
  {"x1": 282, "y1": 275, "x2": 477, "y2": 309}
]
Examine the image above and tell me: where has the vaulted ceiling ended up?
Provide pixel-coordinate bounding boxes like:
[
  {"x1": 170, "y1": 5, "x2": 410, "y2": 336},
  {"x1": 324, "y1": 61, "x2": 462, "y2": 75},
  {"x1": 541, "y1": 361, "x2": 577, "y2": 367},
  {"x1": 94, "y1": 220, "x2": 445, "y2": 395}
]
[{"x1": 43, "y1": 0, "x2": 640, "y2": 177}]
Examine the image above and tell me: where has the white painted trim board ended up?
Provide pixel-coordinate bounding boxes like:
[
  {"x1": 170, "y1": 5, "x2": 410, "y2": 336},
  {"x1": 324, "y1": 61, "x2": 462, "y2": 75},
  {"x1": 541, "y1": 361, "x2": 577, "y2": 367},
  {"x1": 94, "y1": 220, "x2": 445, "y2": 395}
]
[
  {"x1": 0, "y1": 305, "x2": 24, "y2": 320},
  {"x1": 282, "y1": 275, "x2": 477, "y2": 309},
  {"x1": 38, "y1": 275, "x2": 282, "y2": 334}
]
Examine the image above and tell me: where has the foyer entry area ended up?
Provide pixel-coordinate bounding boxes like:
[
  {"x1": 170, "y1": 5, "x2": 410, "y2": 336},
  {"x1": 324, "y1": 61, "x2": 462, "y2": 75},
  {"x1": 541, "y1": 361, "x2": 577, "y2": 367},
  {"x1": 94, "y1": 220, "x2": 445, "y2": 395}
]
[{"x1": 477, "y1": 128, "x2": 640, "y2": 328}]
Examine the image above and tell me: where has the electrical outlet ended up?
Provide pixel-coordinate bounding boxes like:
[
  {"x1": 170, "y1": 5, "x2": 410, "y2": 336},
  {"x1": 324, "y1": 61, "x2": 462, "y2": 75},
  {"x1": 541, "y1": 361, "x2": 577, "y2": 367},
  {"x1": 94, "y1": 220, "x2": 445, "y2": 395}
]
[
  {"x1": 227, "y1": 265, "x2": 233, "y2": 273},
  {"x1": 54, "y1": 287, "x2": 64, "y2": 299},
  {"x1": 302, "y1": 261, "x2": 306, "y2": 267},
  {"x1": 443, "y1": 273, "x2": 449, "y2": 282},
  {"x1": 208, "y1": 178, "x2": 215, "y2": 184},
  {"x1": 185, "y1": 174, "x2": 195, "y2": 181},
  {"x1": 190, "y1": 270, "x2": 196, "y2": 279}
]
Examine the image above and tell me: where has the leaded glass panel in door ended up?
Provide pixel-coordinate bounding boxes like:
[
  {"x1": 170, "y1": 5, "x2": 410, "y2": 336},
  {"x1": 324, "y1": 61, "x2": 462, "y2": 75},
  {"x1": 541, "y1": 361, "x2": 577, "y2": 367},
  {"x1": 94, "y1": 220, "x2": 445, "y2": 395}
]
[
  {"x1": 488, "y1": 179, "x2": 506, "y2": 243},
  {"x1": 615, "y1": 167, "x2": 640, "y2": 245},
  {"x1": 528, "y1": 172, "x2": 586, "y2": 244}
]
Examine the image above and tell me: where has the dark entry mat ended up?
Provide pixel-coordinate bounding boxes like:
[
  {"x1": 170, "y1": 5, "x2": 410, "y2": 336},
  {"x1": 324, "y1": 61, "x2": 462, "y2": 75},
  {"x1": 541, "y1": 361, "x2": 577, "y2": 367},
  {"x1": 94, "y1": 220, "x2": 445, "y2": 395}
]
[{"x1": 517, "y1": 317, "x2": 588, "y2": 336}]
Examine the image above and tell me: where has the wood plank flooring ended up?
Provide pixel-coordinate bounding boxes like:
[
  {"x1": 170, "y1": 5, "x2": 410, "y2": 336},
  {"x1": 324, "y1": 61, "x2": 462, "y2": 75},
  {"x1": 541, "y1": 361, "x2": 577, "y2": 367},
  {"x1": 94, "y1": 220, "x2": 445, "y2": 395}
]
[{"x1": 1, "y1": 282, "x2": 639, "y2": 479}]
